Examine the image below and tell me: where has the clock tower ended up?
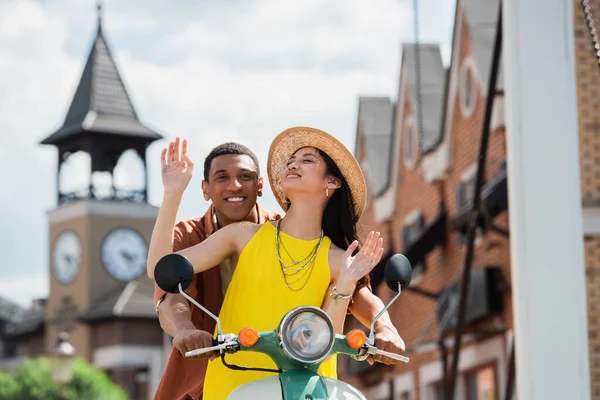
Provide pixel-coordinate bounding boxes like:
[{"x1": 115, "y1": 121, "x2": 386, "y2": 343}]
[{"x1": 39, "y1": 4, "x2": 165, "y2": 397}]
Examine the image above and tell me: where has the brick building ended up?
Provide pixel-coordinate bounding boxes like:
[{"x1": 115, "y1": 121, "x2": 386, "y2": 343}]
[
  {"x1": 339, "y1": 0, "x2": 533, "y2": 398},
  {"x1": 576, "y1": 0, "x2": 600, "y2": 398},
  {"x1": 341, "y1": 0, "x2": 600, "y2": 398}
]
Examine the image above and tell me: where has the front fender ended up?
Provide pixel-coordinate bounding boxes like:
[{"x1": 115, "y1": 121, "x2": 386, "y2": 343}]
[
  {"x1": 323, "y1": 377, "x2": 366, "y2": 400},
  {"x1": 228, "y1": 376, "x2": 283, "y2": 400}
]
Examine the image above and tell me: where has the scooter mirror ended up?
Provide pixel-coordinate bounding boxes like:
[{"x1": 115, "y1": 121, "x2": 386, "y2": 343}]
[
  {"x1": 154, "y1": 254, "x2": 194, "y2": 294},
  {"x1": 384, "y1": 254, "x2": 412, "y2": 293}
]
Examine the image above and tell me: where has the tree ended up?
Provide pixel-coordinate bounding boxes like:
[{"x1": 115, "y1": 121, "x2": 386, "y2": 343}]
[{"x1": 0, "y1": 357, "x2": 127, "y2": 400}]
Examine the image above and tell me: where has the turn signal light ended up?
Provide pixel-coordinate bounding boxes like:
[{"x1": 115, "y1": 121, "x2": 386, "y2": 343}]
[
  {"x1": 239, "y1": 327, "x2": 259, "y2": 347},
  {"x1": 346, "y1": 329, "x2": 367, "y2": 349}
]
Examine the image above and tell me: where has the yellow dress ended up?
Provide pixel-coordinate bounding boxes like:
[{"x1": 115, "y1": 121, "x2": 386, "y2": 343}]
[{"x1": 203, "y1": 222, "x2": 337, "y2": 399}]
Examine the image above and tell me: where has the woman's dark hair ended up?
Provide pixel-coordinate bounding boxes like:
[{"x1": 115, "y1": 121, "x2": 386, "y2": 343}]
[{"x1": 317, "y1": 149, "x2": 371, "y2": 291}]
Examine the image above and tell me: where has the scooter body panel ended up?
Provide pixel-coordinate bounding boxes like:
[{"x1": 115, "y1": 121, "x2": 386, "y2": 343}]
[{"x1": 227, "y1": 372, "x2": 367, "y2": 400}]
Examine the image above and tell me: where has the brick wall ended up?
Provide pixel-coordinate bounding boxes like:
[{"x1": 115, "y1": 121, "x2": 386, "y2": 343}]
[
  {"x1": 574, "y1": 1, "x2": 600, "y2": 399},
  {"x1": 585, "y1": 237, "x2": 600, "y2": 399},
  {"x1": 344, "y1": 1, "x2": 600, "y2": 398},
  {"x1": 575, "y1": 0, "x2": 600, "y2": 206}
]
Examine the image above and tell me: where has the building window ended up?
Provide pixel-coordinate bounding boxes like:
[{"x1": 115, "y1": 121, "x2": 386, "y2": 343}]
[
  {"x1": 457, "y1": 164, "x2": 483, "y2": 245},
  {"x1": 464, "y1": 364, "x2": 497, "y2": 400},
  {"x1": 426, "y1": 381, "x2": 444, "y2": 400},
  {"x1": 403, "y1": 117, "x2": 419, "y2": 170},
  {"x1": 460, "y1": 58, "x2": 478, "y2": 118},
  {"x1": 402, "y1": 209, "x2": 425, "y2": 282},
  {"x1": 457, "y1": 170, "x2": 476, "y2": 213},
  {"x1": 399, "y1": 391, "x2": 411, "y2": 400}
]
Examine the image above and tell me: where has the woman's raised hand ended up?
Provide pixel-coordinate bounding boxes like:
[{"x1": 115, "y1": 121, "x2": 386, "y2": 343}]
[{"x1": 339, "y1": 231, "x2": 384, "y2": 284}]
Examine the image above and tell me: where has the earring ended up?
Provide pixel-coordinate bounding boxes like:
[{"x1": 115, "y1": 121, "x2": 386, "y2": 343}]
[{"x1": 325, "y1": 187, "x2": 329, "y2": 198}]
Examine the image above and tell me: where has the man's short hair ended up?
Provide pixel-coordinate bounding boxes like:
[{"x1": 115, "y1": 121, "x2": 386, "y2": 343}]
[{"x1": 203, "y1": 142, "x2": 261, "y2": 182}]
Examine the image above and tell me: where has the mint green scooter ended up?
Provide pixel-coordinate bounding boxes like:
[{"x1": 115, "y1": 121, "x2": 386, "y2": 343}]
[{"x1": 154, "y1": 253, "x2": 412, "y2": 400}]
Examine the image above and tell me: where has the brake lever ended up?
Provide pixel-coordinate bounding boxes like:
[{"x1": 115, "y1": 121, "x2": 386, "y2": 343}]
[
  {"x1": 351, "y1": 345, "x2": 410, "y2": 363},
  {"x1": 185, "y1": 334, "x2": 238, "y2": 358},
  {"x1": 351, "y1": 347, "x2": 370, "y2": 362}
]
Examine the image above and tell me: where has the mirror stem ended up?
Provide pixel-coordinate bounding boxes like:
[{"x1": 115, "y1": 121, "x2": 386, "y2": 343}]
[
  {"x1": 178, "y1": 283, "x2": 224, "y2": 342},
  {"x1": 368, "y1": 287, "x2": 402, "y2": 346}
]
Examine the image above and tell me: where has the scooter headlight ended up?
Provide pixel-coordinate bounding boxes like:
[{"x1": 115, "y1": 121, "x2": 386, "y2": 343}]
[{"x1": 279, "y1": 306, "x2": 335, "y2": 364}]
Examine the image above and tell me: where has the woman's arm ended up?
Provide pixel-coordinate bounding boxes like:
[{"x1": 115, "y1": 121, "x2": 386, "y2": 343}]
[
  {"x1": 321, "y1": 275, "x2": 356, "y2": 334},
  {"x1": 175, "y1": 223, "x2": 242, "y2": 274},
  {"x1": 322, "y1": 232, "x2": 384, "y2": 334}
]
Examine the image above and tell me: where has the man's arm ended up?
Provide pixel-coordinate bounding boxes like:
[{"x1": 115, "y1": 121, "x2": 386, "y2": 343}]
[
  {"x1": 147, "y1": 192, "x2": 184, "y2": 279},
  {"x1": 147, "y1": 138, "x2": 194, "y2": 279},
  {"x1": 154, "y1": 216, "x2": 214, "y2": 360},
  {"x1": 158, "y1": 290, "x2": 195, "y2": 337},
  {"x1": 157, "y1": 289, "x2": 216, "y2": 360},
  {"x1": 153, "y1": 218, "x2": 193, "y2": 337},
  {"x1": 349, "y1": 285, "x2": 406, "y2": 365}
]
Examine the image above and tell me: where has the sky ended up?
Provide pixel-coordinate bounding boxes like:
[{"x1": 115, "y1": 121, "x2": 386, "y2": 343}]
[{"x1": 0, "y1": 0, "x2": 456, "y2": 308}]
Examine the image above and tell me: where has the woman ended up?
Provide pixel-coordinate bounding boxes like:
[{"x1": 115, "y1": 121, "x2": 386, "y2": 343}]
[{"x1": 147, "y1": 126, "x2": 384, "y2": 399}]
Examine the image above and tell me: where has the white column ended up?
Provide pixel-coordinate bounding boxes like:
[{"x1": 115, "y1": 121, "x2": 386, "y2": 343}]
[{"x1": 502, "y1": 1, "x2": 591, "y2": 399}]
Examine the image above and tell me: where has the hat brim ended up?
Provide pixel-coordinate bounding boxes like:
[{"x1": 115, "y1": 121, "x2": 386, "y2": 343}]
[{"x1": 267, "y1": 126, "x2": 366, "y2": 222}]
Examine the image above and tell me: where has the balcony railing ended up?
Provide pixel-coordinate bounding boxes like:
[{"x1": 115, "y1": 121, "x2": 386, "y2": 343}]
[{"x1": 58, "y1": 187, "x2": 147, "y2": 205}]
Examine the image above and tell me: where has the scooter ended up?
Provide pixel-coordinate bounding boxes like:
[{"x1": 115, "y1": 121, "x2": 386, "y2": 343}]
[{"x1": 154, "y1": 253, "x2": 413, "y2": 400}]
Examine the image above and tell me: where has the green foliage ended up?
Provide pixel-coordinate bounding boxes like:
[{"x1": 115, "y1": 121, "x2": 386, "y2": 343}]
[{"x1": 0, "y1": 357, "x2": 127, "y2": 400}]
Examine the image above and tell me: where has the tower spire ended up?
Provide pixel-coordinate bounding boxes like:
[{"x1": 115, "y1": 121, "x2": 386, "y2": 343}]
[
  {"x1": 40, "y1": 0, "x2": 163, "y2": 205},
  {"x1": 96, "y1": 0, "x2": 103, "y2": 31}
]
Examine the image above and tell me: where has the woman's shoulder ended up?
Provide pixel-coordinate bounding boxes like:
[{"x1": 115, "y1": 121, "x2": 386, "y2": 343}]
[
  {"x1": 217, "y1": 222, "x2": 264, "y2": 253},
  {"x1": 221, "y1": 221, "x2": 263, "y2": 237}
]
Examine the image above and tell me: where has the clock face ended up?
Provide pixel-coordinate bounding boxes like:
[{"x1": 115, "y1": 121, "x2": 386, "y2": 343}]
[
  {"x1": 52, "y1": 231, "x2": 82, "y2": 285},
  {"x1": 101, "y1": 228, "x2": 148, "y2": 282}
]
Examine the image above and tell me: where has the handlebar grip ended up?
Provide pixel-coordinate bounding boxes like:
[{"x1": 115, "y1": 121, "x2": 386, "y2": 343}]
[
  {"x1": 184, "y1": 343, "x2": 226, "y2": 358},
  {"x1": 374, "y1": 348, "x2": 410, "y2": 363}
]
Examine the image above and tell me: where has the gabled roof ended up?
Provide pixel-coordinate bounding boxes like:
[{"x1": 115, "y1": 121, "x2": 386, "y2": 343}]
[
  {"x1": 2, "y1": 310, "x2": 45, "y2": 338},
  {"x1": 0, "y1": 296, "x2": 27, "y2": 325},
  {"x1": 401, "y1": 43, "x2": 447, "y2": 153},
  {"x1": 79, "y1": 281, "x2": 157, "y2": 323},
  {"x1": 357, "y1": 97, "x2": 395, "y2": 196},
  {"x1": 464, "y1": 0, "x2": 503, "y2": 93},
  {"x1": 40, "y1": 14, "x2": 162, "y2": 146}
]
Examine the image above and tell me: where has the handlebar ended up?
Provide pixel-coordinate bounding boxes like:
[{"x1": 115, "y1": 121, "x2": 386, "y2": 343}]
[
  {"x1": 183, "y1": 335, "x2": 409, "y2": 364},
  {"x1": 184, "y1": 340, "x2": 239, "y2": 358},
  {"x1": 367, "y1": 346, "x2": 410, "y2": 363}
]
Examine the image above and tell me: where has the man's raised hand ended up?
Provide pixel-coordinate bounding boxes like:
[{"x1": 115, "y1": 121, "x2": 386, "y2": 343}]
[{"x1": 161, "y1": 137, "x2": 194, "y2": 195}]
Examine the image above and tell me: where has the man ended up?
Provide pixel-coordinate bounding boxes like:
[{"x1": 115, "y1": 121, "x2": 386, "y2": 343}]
[{"x1": 152, "y1": 140, "x2": 405, "y2": 400}]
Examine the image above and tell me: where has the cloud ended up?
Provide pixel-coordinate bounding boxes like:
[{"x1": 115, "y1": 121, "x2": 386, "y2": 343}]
[{"x1": 0, "y1": 0, "x2": 455, "y2": 307}]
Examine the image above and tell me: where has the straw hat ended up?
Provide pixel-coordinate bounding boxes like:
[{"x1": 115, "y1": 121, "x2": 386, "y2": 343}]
[{"x1": 267, "y1": 126, "x2": 366, "y2": 222}]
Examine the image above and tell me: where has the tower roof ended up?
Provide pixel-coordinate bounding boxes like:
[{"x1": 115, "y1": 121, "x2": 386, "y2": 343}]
[{"x1": 40, "y1": 3, "x2": 162, "y2": 146}]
